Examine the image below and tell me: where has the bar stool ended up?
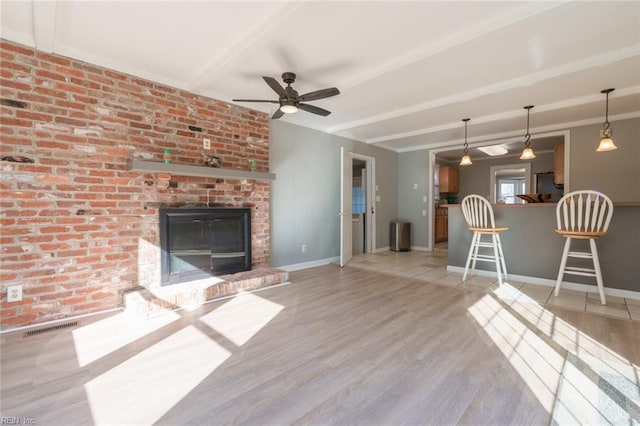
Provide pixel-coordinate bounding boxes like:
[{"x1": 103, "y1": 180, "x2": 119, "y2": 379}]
[
  {"x1": 461, "y1": 195, "x2": 509, "y2": 286},
  {"x1": 554, "y1": 190, "x2": 613, "y2": 305}
]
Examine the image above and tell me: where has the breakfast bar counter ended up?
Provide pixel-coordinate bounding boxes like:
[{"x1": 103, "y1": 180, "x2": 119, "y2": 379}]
[{"x1": 446, "y1": 203, "x2": 640, "y2": 293}]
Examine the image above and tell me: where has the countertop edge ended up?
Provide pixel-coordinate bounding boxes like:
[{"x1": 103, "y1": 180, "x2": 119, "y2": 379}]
[{"x1": 442, "y1": 202, "x2": 640, "y2": 207}]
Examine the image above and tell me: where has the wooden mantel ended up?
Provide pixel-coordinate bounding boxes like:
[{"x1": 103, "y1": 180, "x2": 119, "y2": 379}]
[{"x1": 127, "y1": 159, "x2": 276, "y2": 181}]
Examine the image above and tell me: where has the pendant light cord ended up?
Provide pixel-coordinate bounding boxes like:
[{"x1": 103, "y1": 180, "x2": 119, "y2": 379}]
[
  {"x1": 462, "y1": 118, "x2": 470, "y2": 153},
  {"x1": 524, "y1": 106, "x2": 533, "y2": 147},
  {"x1": 603, "y1": 90, "x2": 611, "y2": 133}
]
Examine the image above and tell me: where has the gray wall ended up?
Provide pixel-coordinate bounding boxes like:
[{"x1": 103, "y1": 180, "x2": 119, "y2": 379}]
[
  {"x1": 269, "y1": 121, "x2": 398, "y2": 267},
  {"x1": 398, "y1": 150, "x2": 430, "y2": 248},
  {"x1": 569, "y1": 117, "x2": 640, "y2": 202},
  {"x1": 448, "y1": 205, "x2": 640, "y2": 292}
]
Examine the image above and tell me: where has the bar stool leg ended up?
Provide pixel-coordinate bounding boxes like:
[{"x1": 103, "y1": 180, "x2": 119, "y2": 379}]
[
  {"x1": 496, "y1": 233, "x2": 508, "y2": 280},
  {"x1": 470, "y1": 233, "x2": 481, "y2": 275},
  {"x1": 463, "y1": 232, "x2": 477, "y2": 281},
  {"x1": 590, "y1": 239, "x2": 607, "y2": 305},
  {"x1": 555, "y1": 237, "x2": 572, "y2": 296},
  {"x1": 492, "y1": 234, "x2": 503, "y2": 286}
]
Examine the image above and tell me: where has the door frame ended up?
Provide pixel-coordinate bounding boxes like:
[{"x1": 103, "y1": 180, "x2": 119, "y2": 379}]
[{"x1": 340, "y1": 149, "x2": 376, "y2": 266}]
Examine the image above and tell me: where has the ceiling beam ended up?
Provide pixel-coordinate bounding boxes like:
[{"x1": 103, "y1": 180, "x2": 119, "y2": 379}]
[
  {"x1": 338, "y1": 2, "x2": 568, "y2": 93},
  {"x1": 328, "y1": 46, "x2": 640, "y2": 137},
  {"x1": 32, "y1": 0, "x2": 57, "y2": 53},
  {"x1": 187, "y1": 1, "x2": 304, "y2": 92},
  {"x1": 364, "y1": 85, "x2": 640, "y2": 145},
  {"x1": 394, "y1": 111, "x2": 640, "y2": 153}
]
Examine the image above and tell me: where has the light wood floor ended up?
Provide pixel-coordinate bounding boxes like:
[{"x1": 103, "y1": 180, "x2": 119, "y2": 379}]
[{"x1": 2, "y1": 262, "x2": 639, "y2": 425}]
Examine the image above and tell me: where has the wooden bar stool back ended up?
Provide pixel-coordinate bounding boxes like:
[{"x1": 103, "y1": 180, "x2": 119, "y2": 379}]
[
  {"x1": 461, "y1": 195, "x2": 509, "y2": 286},
  {"x1": 554, "y1": 190, "x2": 613, "y2": 305}
]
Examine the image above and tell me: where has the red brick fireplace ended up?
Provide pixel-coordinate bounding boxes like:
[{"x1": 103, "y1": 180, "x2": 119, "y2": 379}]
[{"x1": 0, "y1": 40, "x2": 272, "y2": 328}]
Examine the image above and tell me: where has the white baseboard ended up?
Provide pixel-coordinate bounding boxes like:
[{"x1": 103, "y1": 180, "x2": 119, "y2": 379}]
[
  {"x1": 446, "y1": 265, "x2": 640, "y2": 301},
  {"x1": 411, "y1": 246, "x2": 431, "y2": 252},
  {"x1": 374, "y1": 246, "x2": 390, "y2": 253},
  {"x1": 279, "y1": 256, "x2": 340, "y2": 272}
]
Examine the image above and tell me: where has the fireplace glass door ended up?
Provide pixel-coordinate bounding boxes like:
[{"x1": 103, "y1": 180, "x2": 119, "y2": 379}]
[{"x1": 160, "y1": 208, "x2": 251, "y2": 285}]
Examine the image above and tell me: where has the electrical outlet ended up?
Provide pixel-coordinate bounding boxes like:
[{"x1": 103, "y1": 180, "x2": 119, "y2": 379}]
[
  {"x1": 203, "y1": 138, "x2": 211, "y2": 150},
  {"x1": 301, "y1": 244, "x2": 308, "y2": 254},
  {"x1": 7, "y1": 285, "x2": 22, "y2": 302}
]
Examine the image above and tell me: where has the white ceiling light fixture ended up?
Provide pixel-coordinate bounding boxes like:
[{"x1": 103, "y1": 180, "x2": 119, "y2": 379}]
[
  {"x1": 596, "y1": 88, "x2": 618, "y2": 152},
  {"x1": 477, "y1": 145, "x2": 509, "y2": 156},
  {"x1": 459, "y1": 118, "x2": 472, "y2": 166},
  {"x1": 279, "y1": 100, "x2": 298, "y2": 114},
  {"x1": 519, "y1": 105, "x2": 536, "y2": 160}
]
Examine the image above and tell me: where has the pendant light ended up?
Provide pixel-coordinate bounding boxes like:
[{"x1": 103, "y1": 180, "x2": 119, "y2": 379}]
[
  {"x1": 459, "y1": 118, "x2": 472, "y2": 166},
  {"x1": 519, "y1": 105, "x2": 536, "y2": 160},
  {"x1": 597, "y1": 88, "x2": 617, "y2": 152}
]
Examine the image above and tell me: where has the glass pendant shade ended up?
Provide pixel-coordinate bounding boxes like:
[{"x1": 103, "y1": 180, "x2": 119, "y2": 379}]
[
  {"x1": 459, "y1": 154, "x2": 472, "y2": 166},
  {"x1": 597, "y1": 88, "x2": 617, "y2": 152},
  {"x1": 519, "y1": 146, "x2": 536, "y2": 160},
  {"x1": 597, "y1": 136, "x2": 618, "y2": 152}
]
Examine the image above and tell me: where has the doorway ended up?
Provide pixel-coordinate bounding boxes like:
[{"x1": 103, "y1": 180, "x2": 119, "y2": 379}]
[
  {"x1": 340, "y1": 149, "x2": 376, "y2": 267},
  {"x1": 352, "y1": 159, "x2": 367, "y2": 256}
]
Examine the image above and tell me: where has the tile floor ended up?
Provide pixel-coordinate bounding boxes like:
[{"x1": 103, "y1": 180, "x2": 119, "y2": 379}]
[{"x1": 347, "y1": 250, "x2": 640, "y2": 322}]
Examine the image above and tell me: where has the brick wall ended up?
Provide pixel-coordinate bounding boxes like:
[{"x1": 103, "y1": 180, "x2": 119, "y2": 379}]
[{"x1": 0, "y1": 40, "x2": 271, "y2": 329}]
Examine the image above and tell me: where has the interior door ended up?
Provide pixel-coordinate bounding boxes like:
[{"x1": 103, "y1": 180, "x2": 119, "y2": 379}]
[{"x1": 340, "y1": 147, "x2": 353, "y2": 267}]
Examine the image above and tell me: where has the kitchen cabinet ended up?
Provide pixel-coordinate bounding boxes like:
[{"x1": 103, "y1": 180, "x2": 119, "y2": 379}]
[
  {"x1": 434, "y1": 207, "x2": 448, "y2": 243},
  {"x1": 439, "y1": 166, "x2": 459, "y2": 194},
  {"x1": 554, "y1": 143, "x2": 564, "y2": 187}
]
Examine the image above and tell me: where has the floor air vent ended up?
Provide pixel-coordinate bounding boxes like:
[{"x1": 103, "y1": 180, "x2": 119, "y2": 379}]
[{"x1": 23, "y1": 321, "x2": 78, "y2": 338}]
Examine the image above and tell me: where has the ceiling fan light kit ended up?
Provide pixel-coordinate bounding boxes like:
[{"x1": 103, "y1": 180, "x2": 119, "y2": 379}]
[
  {"x1": 233, "y1": 72, "x2": 340, "y2": 120},
  {"x1": 279, "y1": 102, "x2": 298, "y2": 114}
]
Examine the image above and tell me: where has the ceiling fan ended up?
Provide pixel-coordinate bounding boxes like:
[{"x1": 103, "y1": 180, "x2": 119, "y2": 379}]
[{"x1": 233, "y1": 72, "x2": 340, "y2": 119}]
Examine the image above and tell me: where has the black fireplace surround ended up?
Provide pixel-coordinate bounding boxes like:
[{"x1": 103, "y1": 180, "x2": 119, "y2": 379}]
[{"x1": 159, "y1": 208, "x2": 251, "y2": 285}]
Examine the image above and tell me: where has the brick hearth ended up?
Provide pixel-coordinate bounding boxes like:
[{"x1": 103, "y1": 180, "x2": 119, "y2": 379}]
[{"x1": 124, "y1": 267, "x2": 289, "y2": 317}]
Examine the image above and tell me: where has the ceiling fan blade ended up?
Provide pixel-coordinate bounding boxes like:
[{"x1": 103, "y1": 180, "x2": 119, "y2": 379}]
[
  {"x1": 263, "y1": 76, "x2": 288, "y2": 98},
  {"x1": 298, "y1": 103, "x2": 331, "y2": 116},
  {"x1": 232, "y1": 99, "x2": 279, "y2": 103},
  {"x1": 271, "y1": 108, "x2": 285, "y2": 119},
  {"x1": 298, "y1": 87, "x2": 340, "y2": 102}
]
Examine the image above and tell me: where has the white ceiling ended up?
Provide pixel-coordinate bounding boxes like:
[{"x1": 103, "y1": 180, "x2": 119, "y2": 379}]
[{"x1": 2, "y1": 1, "x2": 639, "y2": 153}]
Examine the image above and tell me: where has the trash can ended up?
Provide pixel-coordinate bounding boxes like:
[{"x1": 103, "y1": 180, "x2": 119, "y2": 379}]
[{"x1": 390, "y1": 221, "x2": 411, "y2": 252}]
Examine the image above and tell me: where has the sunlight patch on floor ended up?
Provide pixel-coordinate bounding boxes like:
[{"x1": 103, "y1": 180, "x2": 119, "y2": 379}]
[
  {"x1": 506, "y1": 295, "x2": 640, "y2": 409},
  {"x1": 72, "y1": 310, "x2": 180, "y2": 367},
  {"x1": 468, "y1": 294, "x2": 562, "y2": 411},
  {"x1": 85, "y1": 325, "x2": 229, "y2": 425},
  {"x1": 469, "y1": 290, "x2": 640, "y2": 424},
  {"x1": 199, "y1": 291, "x2": 284, "y2": 346}
]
